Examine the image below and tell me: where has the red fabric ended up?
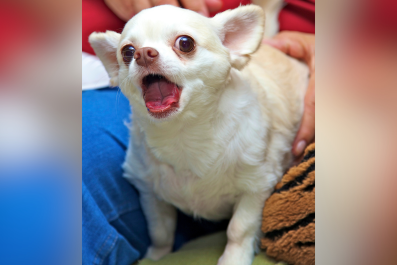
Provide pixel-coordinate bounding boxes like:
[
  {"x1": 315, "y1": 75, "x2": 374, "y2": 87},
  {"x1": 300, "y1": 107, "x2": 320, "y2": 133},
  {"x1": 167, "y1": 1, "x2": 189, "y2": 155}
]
[
  {"x1": 82, "y1": 0, "x2": 315, "y2": 55},
  {"x1": 82, "y1": 0, "x2": 126, "y2": 55},
  {"x1": 279, "y1": 0, "x2": 315, "y2": 34},
  {"x1": 209, "y1": 0, "x2": 251, "y2": 17}
]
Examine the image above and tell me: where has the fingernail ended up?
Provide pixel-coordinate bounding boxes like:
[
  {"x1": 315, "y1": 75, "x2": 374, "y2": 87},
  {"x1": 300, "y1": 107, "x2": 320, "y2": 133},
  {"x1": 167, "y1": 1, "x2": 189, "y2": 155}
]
[{"x1": 295, "y1": 140, "x2": 306, "y2": 156}]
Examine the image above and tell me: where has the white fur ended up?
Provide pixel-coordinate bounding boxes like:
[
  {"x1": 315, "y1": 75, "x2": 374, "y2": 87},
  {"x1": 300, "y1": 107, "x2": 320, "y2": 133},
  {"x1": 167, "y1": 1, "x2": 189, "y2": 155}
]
[{"x1": 89, "y1": 5, "x2": 309, "y2": 265}]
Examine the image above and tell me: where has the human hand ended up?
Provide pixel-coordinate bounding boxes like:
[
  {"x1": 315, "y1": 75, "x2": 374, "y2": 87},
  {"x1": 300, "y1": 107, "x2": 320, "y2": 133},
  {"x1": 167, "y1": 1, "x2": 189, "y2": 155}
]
[
  {"x1": 104, "y1": 0, "x2": 223, "y2": 22},
  {"x1": 263, "y1": 31, "x2": 315, "y2": 160}
]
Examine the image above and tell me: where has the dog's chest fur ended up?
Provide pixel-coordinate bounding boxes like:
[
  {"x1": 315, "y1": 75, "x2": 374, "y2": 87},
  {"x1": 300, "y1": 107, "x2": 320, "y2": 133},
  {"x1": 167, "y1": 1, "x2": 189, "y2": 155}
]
[
  {"x1": 153, "y1": 164, "x2": 238, "y2": 220},
  {"x1": 146, "y1": 121, "x2": 238, "y2": 220},
  {"x1": 125, "y1": 81, "x2": 270, "y2": 220}
]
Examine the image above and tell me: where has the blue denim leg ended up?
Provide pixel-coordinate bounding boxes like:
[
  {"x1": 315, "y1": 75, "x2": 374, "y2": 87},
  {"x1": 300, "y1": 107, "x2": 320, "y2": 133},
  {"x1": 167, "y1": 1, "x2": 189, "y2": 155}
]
[
  {"x1": 83, "y1": 88, "x2": 150, "y2": 265},
  {"x1": 82, "y1": 87, "x2": 228, "y2": 265}
]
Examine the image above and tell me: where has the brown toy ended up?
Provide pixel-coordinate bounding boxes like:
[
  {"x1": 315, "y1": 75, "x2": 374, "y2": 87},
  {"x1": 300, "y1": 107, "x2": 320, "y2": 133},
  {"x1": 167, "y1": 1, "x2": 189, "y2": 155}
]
[{"x1": 261, "y1": 143, "x2": 315, "y2": 265}]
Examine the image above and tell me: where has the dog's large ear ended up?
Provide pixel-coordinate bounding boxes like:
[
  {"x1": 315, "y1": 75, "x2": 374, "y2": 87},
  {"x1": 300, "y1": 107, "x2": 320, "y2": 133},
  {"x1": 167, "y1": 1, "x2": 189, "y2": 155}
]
[
  {"x1": 89, "y1": 31, "x2": 121, "y2": 87},
  {"x1": 211, "y1": 5, "x2": 265, "y2": 70}
]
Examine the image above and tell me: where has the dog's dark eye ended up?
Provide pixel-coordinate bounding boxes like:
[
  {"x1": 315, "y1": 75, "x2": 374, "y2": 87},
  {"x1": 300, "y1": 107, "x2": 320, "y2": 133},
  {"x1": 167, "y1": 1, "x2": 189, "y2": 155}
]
[
  {"x1": 121, "y1": 45, "x2": 135, "y2": 63},
  {"x1": 175, "y1": 36, "x2": 195, "y2": 53}
]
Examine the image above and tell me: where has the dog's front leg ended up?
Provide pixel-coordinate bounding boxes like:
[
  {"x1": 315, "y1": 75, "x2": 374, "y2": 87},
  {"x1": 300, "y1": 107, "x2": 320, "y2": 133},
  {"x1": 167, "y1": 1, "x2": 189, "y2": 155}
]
[
  {"x1": 218, "y1": 191, "x2": 271, "y2": 265},
  {"x1": 140, "y1": 191, "x2": 177, "y2": 261}
]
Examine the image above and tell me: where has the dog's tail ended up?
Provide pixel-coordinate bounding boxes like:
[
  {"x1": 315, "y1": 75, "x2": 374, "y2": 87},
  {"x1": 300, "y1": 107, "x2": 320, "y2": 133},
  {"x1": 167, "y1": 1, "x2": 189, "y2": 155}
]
[{"x1": 251, "y1": 0, "x2": 284, "y2": 38}]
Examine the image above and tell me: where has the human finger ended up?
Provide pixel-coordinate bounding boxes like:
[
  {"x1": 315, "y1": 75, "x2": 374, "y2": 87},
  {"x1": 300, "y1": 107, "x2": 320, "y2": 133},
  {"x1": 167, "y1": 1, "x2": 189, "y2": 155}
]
[
  {"x1": 205, "y1": 0, "x2": 222, "y2": 13},
  {"x1": 104, "y1": 0, "x2": 135, "y2": 22},
  {"x1": 131, "y1": 0, "x2": 152, "y2": 17},
  {"x1": 180, "y1": 0, "x2": 209, "y2": 16},
  {"x1": 293, "y1": 74, "x2": 315, "y2": 157},
  {"x1": 150, "y1": 0, "x2": 179, "y2": 8},
  {"x1": 263, "y1": 31, "x2": 315, "y2": 71}
]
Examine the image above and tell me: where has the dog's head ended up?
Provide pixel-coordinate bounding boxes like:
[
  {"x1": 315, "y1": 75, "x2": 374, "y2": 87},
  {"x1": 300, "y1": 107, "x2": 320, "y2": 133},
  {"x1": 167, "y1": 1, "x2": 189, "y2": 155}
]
[{"x1": 89, "y1": 5, "x2": 264, "y2": 120}]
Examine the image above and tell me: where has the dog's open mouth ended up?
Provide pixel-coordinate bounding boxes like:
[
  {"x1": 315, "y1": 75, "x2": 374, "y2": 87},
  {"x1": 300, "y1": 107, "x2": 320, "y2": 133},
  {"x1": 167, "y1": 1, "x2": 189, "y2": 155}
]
[{"x1": 142, "y1": 74, "x2": 181, "y2": 115}]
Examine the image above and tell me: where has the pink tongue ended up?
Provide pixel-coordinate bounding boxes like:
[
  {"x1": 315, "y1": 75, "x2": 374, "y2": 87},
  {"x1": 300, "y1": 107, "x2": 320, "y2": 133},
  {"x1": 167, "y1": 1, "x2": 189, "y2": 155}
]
[{"x1": 144, "y1": 80, "x2": 180, "y2": 112}]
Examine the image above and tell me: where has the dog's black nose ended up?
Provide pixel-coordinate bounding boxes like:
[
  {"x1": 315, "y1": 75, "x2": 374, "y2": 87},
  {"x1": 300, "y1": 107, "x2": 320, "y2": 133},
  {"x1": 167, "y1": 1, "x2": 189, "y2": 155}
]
[{"x1": 134, "y1": 47, "x2": 159, "y2": 67}]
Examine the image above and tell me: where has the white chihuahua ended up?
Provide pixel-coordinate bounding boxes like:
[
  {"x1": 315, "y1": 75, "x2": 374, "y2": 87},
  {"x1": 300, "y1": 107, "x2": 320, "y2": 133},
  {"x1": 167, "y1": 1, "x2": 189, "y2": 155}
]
[{"x1": 90, "y1": 4, "x2": 308, "y2": 265}]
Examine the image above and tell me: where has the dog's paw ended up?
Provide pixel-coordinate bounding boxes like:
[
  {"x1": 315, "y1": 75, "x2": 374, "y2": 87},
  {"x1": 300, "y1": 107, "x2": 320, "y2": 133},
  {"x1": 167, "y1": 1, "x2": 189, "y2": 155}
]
[
  {"x1": 144, "y1": 245, "x2": 172, "y2": 261},
  {"x1": 217, "y1": 255, "x2": 253, "y2": 265},
  {"x1": 217, "y1": 242, "x2": 254, "y2": 265}
]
